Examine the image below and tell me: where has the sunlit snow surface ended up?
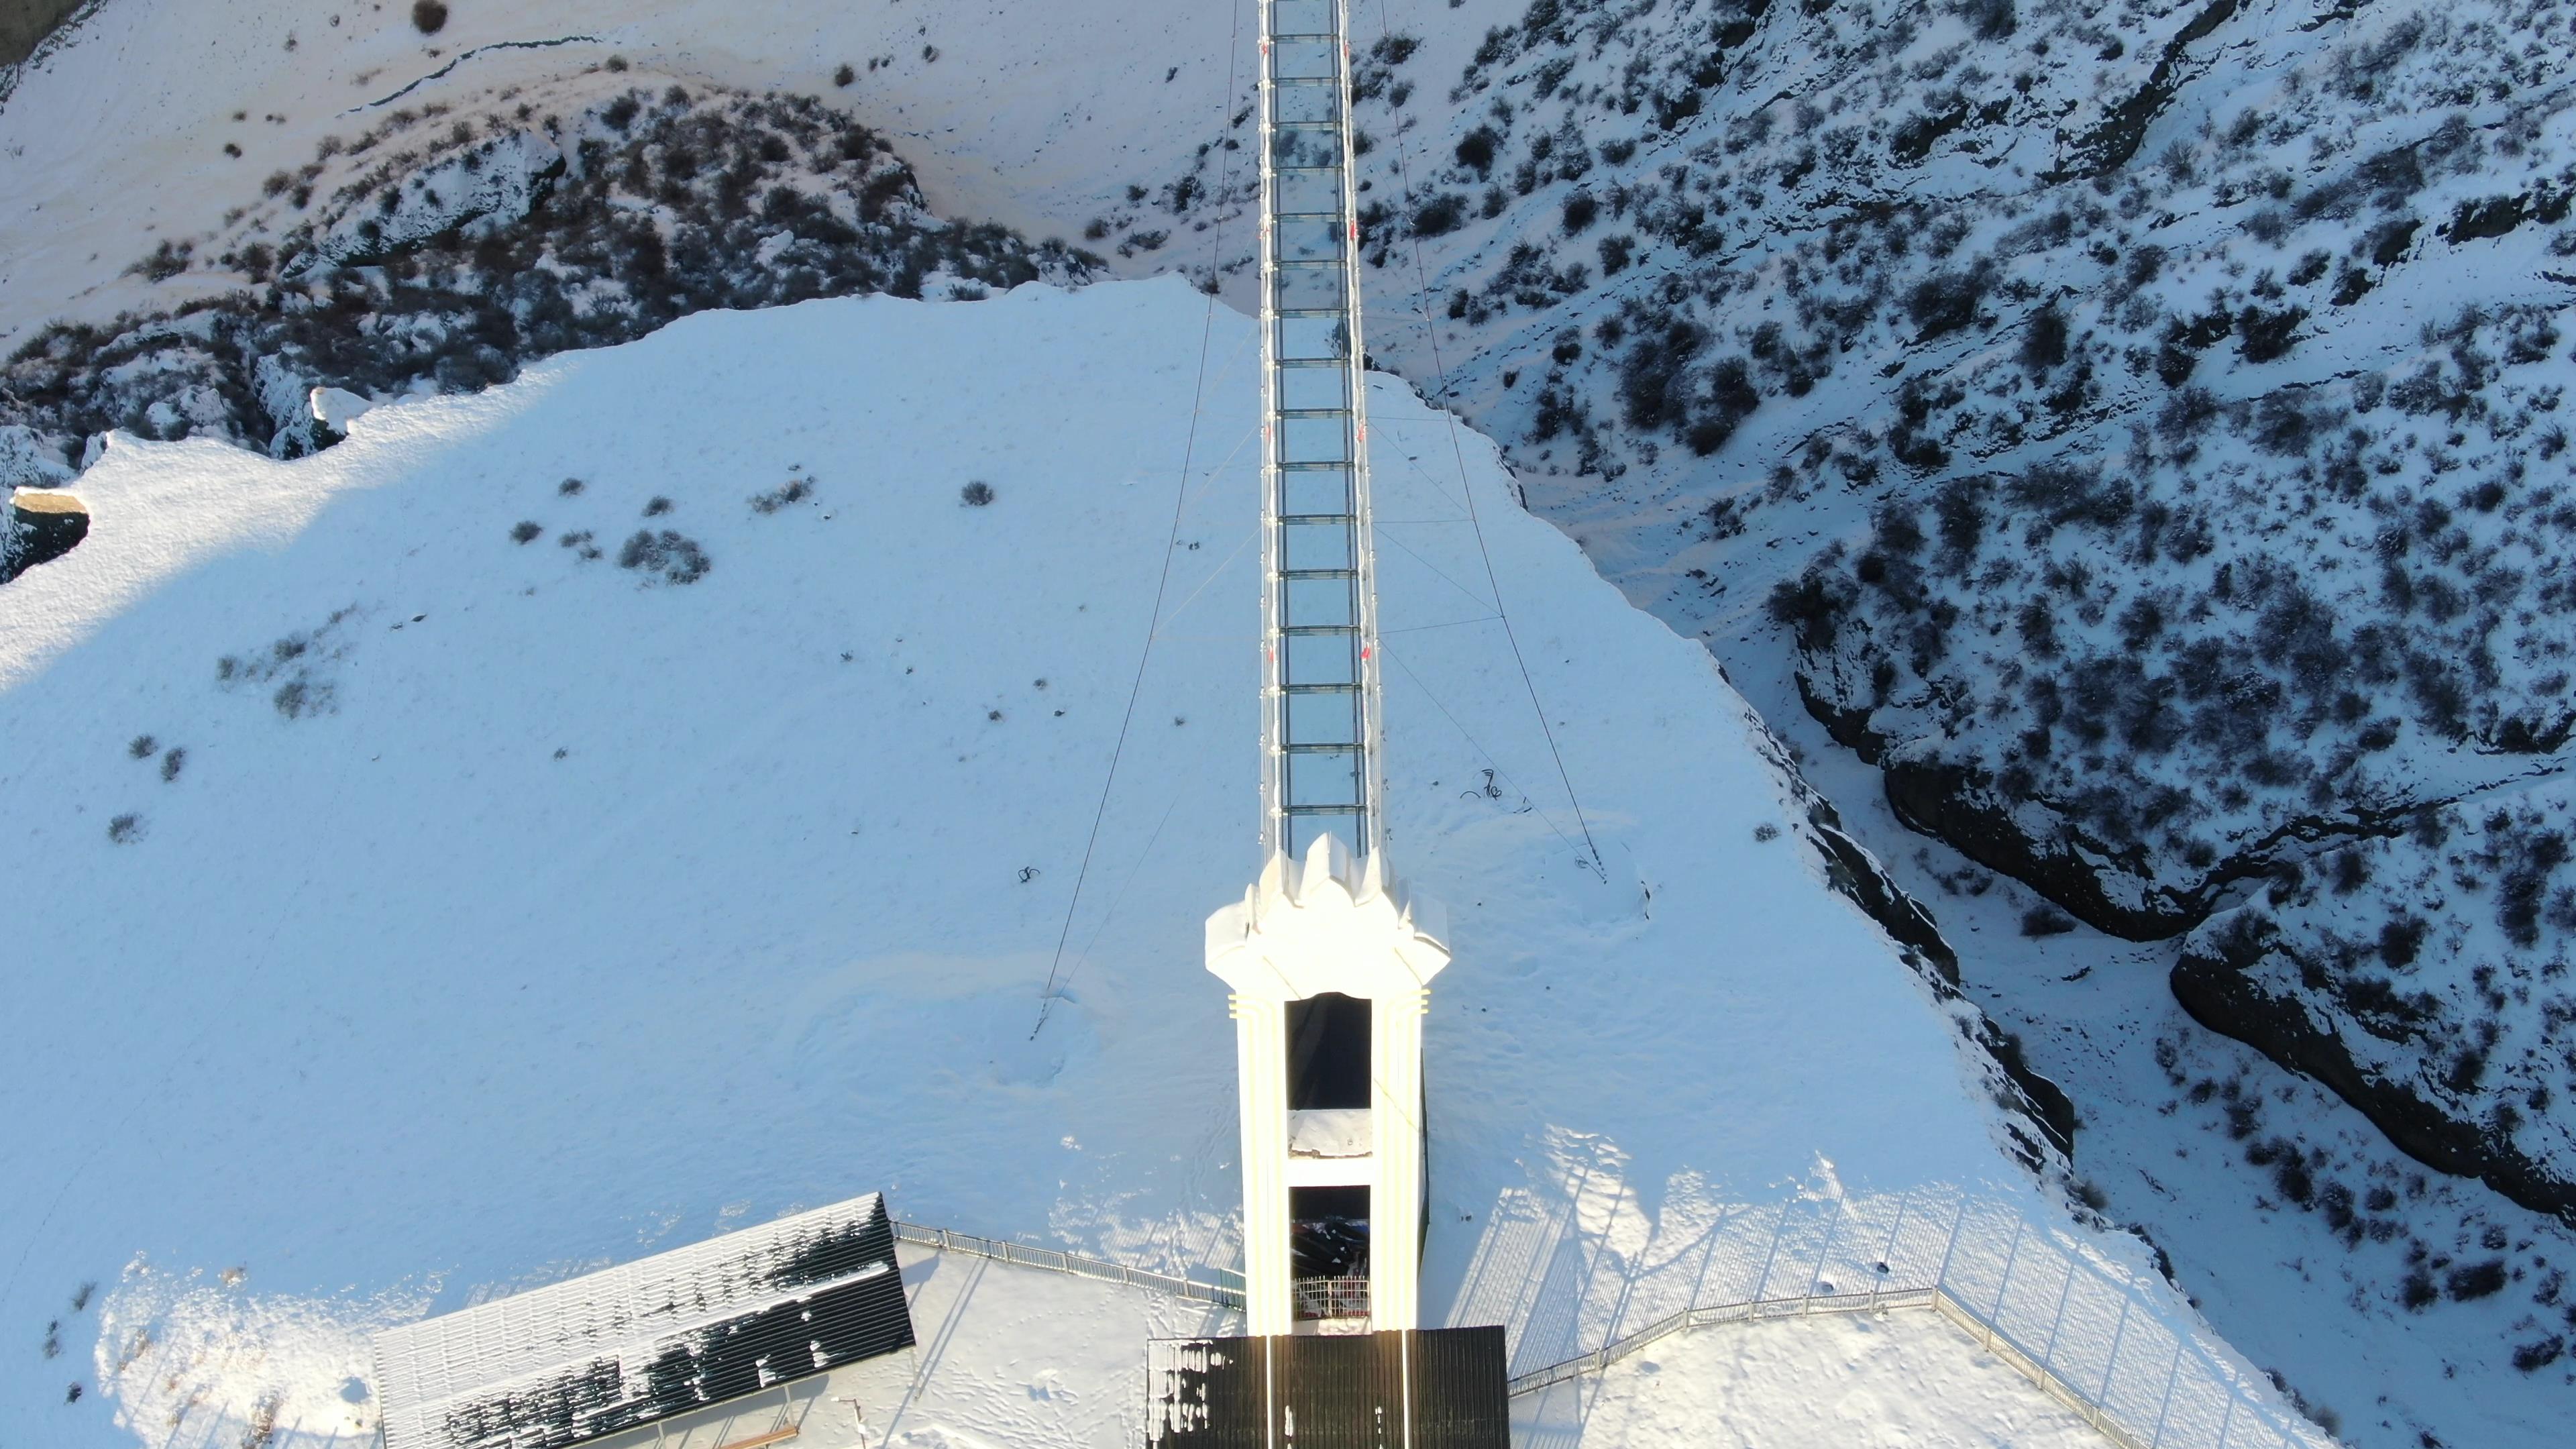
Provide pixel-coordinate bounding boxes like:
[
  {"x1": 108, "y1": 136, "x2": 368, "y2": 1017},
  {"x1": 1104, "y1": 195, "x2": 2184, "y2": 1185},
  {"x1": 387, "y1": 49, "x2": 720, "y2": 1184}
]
[{"x1": 9, "y1": 280, "x2": 2227, "y2": 1448}]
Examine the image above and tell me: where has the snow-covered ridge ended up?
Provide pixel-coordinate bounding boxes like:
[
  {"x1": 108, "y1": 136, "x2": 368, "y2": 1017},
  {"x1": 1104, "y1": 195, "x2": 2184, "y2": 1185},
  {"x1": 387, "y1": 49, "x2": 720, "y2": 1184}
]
[{"x1": 0, "y1": 78, "x2": 1091, "y2": 478}]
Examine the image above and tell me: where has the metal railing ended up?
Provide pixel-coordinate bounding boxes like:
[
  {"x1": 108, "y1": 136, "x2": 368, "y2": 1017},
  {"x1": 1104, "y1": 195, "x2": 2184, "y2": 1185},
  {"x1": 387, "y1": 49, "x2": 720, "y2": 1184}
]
[
  {"x1": 896, "y1": 1196, "x2": 2334, "y2": 1449},
  {"x1": 1491, "y1": 1191, "x2": 2337, "y2": 1449},
  {"x1": 1291, "y1": 1275, "x2": 1371, "y2": 1322},
  {"x1": 891, "y1": 1220, "x2": 1245, "y2": 1310}
]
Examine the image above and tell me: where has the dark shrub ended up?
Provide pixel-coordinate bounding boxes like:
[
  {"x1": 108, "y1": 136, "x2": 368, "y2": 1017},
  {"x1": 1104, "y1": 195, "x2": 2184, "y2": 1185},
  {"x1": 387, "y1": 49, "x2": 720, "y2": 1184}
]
[
  {"x1": 411, "y1": 1, "x2": 449, "y2": 35},
  {"x1": 2239, "y1": 305, "x2": 2308, "y2": 362},
  {"x1": 2021, "y1": 303, "x2": 2068, "y2": 370},
  {"x1": 961, "y1": 480, "x2": 995, "y2": 506},
  {"x1": 1904, "y1": 264, "x2": 1991, "y2": 340},
  {"x1": 1766, "y1": 571, "x2": 1852, "y2": 651},
  {"x1": 834, "y1": 64, "x2": 857, "y2": 87},
  {"x1": 511, "y1": 520, "x2": 543, "y2": 543},
  {"x1": 2021, "y1": 907, "x2": 2076, "y2": 936},
  {"x1": 618, "y1": 530, "x2": 710, "y2": 583},
  {"x1": 1617, "y1": 319, "x2": 1709, "y2": 430},
  {"x1": 751, "y1": 477, "x2": 813, "y2": 513},
  {"x1": 1562, "y1": 192, "x2": 1598, "y2": 233},
  {"x1": 1950, "y1": 0, "x2": 2017, "y2": 40},
  {"x1": 1455, "y1": 127, "x2": 1500, "y2": 176},
  {"x1": 1412, "y1": 193, "x2": 1467, "y2": 237},
  {"x1": 2446, "y1": 1260, "x2": 2508, "y2": 1301}
]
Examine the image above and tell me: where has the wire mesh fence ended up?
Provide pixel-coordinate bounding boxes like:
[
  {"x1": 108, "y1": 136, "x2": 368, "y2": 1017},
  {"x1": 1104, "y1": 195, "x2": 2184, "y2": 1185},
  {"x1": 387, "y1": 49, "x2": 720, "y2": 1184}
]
[
  {"x1": 1493, "y1": 1189, "x2": 2338, "y2": 1449},
  {"x1": 893, "y1": 1193, "x2": 2335, "y2": 1449}
]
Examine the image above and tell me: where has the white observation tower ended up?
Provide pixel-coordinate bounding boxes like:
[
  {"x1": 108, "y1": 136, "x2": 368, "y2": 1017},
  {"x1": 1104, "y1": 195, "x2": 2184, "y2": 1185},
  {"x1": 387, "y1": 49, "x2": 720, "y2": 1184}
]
[{"x1": 1203, "y1": 0, "x2": 1452, "y2": 1338}]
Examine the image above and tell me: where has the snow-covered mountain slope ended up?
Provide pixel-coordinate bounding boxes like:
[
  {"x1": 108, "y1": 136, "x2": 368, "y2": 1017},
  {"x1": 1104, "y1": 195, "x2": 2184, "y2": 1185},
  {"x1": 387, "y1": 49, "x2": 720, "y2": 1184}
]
[
  {"x1": 0, "y1": 74, "x2": 1090, "y2": 482},
  {"x1": 1227, "y1": 0, "x2": 2576, "y2": 1234},
  {"x1": 12, "y1": 2, "x2": 2572, "y2": 1443},
  {"x1": 15, "y1": 0, "x2": 2570, "y2": 1249},
  {"x1": 0, "y1": 0, "x2": 1223, "y2": 345},
  {"x1": 0, "y1": 280, "x2": 2236, "y2": 1448}
]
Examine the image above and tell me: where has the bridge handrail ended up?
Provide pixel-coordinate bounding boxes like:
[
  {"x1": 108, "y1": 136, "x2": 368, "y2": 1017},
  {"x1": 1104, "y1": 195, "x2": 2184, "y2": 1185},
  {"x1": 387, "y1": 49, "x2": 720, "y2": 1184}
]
[{"x1": 890, "y1": 1220, "x2": 1246, "y2": 1310}]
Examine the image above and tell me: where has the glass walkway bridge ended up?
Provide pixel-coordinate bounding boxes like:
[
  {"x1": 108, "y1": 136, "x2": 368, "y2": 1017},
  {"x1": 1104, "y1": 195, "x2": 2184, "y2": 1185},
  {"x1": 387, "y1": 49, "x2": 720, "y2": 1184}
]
[{"x1": 1261, "y1": 0, "x2": 1386, "y2": 864}]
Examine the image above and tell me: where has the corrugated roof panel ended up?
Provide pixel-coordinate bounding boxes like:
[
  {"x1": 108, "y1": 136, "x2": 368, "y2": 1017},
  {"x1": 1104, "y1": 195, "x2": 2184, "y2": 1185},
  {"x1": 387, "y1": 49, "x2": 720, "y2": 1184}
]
[
  {"x1": 1145, "y1": 1328, "x2": 1509, "y2": 1449},
  {"x1": 373, "y1": 1193, "x2": 914, "y2": 1449}
]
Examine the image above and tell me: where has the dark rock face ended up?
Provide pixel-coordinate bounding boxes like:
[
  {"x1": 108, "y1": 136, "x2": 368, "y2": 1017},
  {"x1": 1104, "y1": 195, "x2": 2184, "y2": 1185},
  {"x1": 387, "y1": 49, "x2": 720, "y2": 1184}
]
[
  {"x1": 1877, "y1": 754, "x2": 2206, "y2": 943},
  {"x1": 0, "y1": 0, "x2": 86, "y2": 69},
  {"x1": 2174, "y1": 913, "x2": 2576, "y2": 1226},
  {"x1": 1, "y1": 492, "x2": 85, "y2": 583}
]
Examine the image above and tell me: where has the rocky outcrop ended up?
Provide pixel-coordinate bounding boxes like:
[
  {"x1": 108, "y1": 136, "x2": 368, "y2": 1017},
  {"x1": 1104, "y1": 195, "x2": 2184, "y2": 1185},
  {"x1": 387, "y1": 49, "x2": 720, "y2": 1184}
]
[
  {"x1": 1877, "y1": 753, "x2": 2210, "y2": 943},
  {"x1": 3, "y1": 488, "x2": 87, "y2": 582},
  {"x1": 0, "y1": 0, "x2": 86, "y2": 69},
  {"x1": 0, "y1": 86, "x2": 1095, "y2": 482},
  {"x1": 2174, "y1": 908, "x2": 2576, "y2": 1225}
]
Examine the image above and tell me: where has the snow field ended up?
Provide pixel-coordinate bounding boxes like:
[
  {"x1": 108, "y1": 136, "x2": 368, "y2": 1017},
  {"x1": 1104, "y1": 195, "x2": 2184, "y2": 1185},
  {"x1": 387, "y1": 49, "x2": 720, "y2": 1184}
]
[
  {"x1": 3, "y1": 278, "x2": 2278, "y2": 1448},
  {"x1": 1515, "y1": 1311, "x2": 2108, "y2": 1449}
]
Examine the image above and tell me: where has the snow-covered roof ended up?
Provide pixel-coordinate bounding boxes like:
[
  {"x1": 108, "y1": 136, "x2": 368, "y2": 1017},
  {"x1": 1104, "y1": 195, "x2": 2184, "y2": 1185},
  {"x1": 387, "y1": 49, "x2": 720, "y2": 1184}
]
[{"x1": 372, "y1": 1193, "x2": 910, "y2": 1449}]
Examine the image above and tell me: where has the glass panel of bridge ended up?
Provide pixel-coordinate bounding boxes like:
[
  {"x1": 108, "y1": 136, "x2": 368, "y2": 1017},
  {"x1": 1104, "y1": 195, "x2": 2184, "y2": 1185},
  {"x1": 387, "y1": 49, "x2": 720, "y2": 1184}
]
[
  {"x1": 1272, "y1": 40, "x2": 1337, "y2": 79},
  {"x1": 1274, "y1": 264, "x2": 1346, "y2": 310},
  {"x1": 1287, "y1": 811, "x2": 1364, "y2": 861},
  {"x1": 1285, "y1": 690, "x2": 1360, "y2": 745},
  {"x1": 1277, "y1": 315, "x2": 1348, "y2": 360},
  {"x1": 1272, "y1": 0, "x2": 1334, "y2": 36},
  {"x1": 1273, "y1": 168, "x2": 1345, "y2": 217},
  {"x1": 1276, "y1": 365, "x2": 1347, "y2": 410},
  {"x1": 1289, "y1": 751, "x2": 1362, "y2": 808},
  {"x1": 1272, "y1": 85, "x2": 1341, "y2": 124},
  {"x1": 1283, "y1": 521, "x2": 1353, "y2": 571},
  {"x1": 1275, "y1": 219, "x2": 1343, "y2": 263},
  {"x1": 1285, "y1": 631, "x2": 1356, "y2": 686},
  {"x1": 1273, "y1": 128, "x2": 1339, "y2": 167},
  {"x1": 1281, "y1": 416, "x2": 1350, "y2": 464},
  {"x1": 1280, "y1": 468, "x2": 1349, "y2": 517},
  {"x1": 1283, "y1": 576, "x2": 1354, "y2": 626}
]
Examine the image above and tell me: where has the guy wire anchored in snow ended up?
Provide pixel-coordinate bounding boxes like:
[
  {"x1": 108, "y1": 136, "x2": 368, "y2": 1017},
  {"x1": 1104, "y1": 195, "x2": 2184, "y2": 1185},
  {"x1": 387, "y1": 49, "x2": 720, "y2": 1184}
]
[
  {"x1": 1031, "y1": 0, "x2": 1250, "y2": 1040},
  {"x1": 1373, "y1": 0, "x2": 1606, "y2": 885}
]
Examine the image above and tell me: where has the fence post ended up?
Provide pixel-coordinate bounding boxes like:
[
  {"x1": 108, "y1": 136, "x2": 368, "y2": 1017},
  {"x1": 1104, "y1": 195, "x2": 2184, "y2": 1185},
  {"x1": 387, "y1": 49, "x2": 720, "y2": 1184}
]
[
  {"x1": 1990, "y1": 1219, "x2": 2026, "y2": 1347},
  {"x1": 1752, "y1": 1203, "x2": 1792, "y2": 1302},
  {"x1": 2149, "y1": 1339, "x2": 2184, "y2": 1449},
  {"x1": 1802, "y1": 1206, "x2": 1841, "y2": 1313},
  {"x1": 2039, "y1": 1248, "x2": 2078, "y2": 1375},
  {"x1": 2216, "y1": 1389, "x2": 2237, "y2": 1449},
  {"x1": 1931, "y1": 1195, "x2": 1971, "y2": 1294},
  {"x1": 1871, "y1": 1193, "x2": 1912, "y2": 1309},
  {"x1": 2100, "y1": 1295, "x2": 2133, "y2": 1405}
]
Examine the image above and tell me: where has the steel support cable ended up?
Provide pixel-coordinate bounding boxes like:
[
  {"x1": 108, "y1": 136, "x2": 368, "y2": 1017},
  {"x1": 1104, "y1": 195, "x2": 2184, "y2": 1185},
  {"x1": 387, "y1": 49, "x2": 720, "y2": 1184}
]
[
  {"x1": 1379, "y1": 644, "x2": 1595, "y2": 871},
  {"x1": 1369, "y1": 0, "x2": 1607, "y2": 882},
  {"x1": 1152, "y1": 523, "x2": 1261, "y2": 641},
  {"x1": 1032, "y1": 1, "x2": 1252, "y2": 1038}
]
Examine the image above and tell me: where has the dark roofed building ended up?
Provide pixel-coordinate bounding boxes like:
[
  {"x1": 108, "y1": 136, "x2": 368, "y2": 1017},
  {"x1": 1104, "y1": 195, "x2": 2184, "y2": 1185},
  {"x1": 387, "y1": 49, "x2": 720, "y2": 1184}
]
[
  {"x1": 1146, "y1": 1327, "x2": 1510, "y2": 1449},
  {"x1": 372, "y1": 1192, "x2": 914, "y2": 1449}
]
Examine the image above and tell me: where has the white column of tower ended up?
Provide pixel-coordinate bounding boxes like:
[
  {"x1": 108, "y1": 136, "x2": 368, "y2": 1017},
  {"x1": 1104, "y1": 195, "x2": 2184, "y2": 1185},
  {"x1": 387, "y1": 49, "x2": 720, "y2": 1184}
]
[{"x1": 1207, "y1": 0, "x2": 1449, "y2": 1338}]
